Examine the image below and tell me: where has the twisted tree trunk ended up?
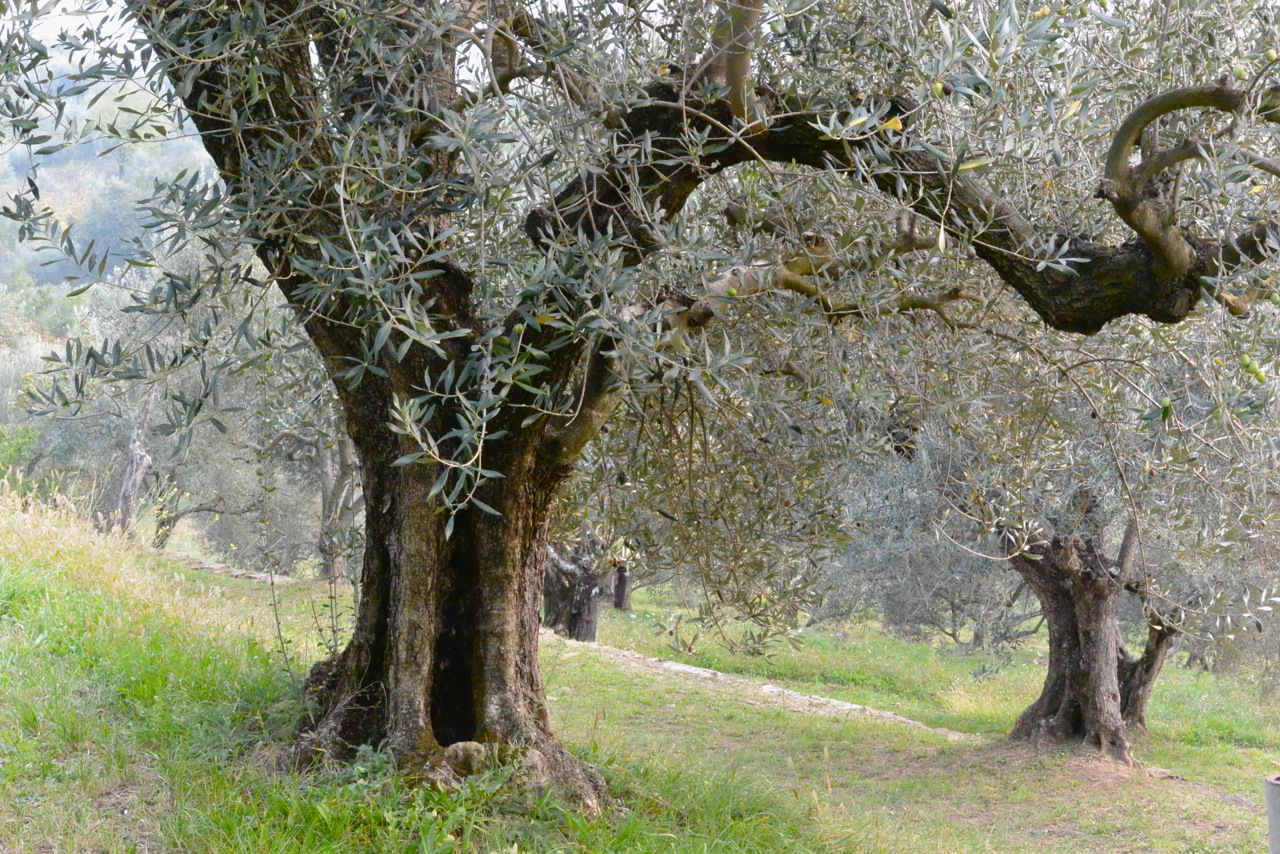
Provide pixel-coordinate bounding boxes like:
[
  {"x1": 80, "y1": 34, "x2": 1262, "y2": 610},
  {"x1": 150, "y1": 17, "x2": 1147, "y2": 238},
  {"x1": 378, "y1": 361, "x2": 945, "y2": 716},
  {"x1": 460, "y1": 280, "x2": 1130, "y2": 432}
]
[
  {"x1": 1009, "y1": 529, "x2": 1176, "y2": 764},
  {"x1": 1009, "y1": 537, "x2": 1132, "y2": 764},
  {"x1": 296, "y1": 382, "x2": 607, "y2": 809}
]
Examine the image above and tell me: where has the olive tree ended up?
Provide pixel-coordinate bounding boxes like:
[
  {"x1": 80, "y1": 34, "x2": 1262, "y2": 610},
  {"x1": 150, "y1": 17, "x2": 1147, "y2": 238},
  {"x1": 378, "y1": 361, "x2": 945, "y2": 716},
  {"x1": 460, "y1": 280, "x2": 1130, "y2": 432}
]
[
  {"x1": 10, "y1": 0, "x2": 1280, "y2": 803},
  {"x1": 822, "y1": 279, "x2": 1280, "y2": 762}
]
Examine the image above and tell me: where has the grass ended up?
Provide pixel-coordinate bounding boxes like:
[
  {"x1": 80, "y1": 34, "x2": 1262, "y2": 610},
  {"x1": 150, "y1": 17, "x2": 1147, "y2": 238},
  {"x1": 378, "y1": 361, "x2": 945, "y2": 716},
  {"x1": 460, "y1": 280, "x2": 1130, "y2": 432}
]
[
  {"x1": 0, "y1": 499, "x2": 1276, "y2": 852},
  {"x1": 0, "y1": 502, "x2": 848, "y2": 852}
]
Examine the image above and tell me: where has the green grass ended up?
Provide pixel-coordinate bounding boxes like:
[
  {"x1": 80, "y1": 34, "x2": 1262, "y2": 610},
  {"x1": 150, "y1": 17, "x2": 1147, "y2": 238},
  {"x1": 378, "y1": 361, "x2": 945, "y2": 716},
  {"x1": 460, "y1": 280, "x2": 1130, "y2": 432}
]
[
  {"x1": 0, "y1": 502, "x2": 1275, "y2": 852},
  {"x1": 0, "y1": 502, "x2": 849, "y2": 852},
  {"x1": 596, "y1": 601, "x2": 1043, "y2": 734}
]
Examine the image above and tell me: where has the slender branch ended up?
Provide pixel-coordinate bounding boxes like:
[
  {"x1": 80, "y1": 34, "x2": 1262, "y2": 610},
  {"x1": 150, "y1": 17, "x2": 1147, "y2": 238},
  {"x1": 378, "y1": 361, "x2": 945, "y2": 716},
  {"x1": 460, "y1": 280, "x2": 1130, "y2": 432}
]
[
  {"x1": 1130, "y1": 137, "x2": 1204, "y2": 189},
  {"x1": 488, "y1": 2, "x2": 595, "y2": 105},
  {"x1": 1232, "y1": 145, "x2": 1280, "y2": 180},
  {"x1": 240, "y1": 428, "x2": 320, "y2": 457},
  {"x1": 675, "y1": 209, "x2": 963, "y2": 329}
]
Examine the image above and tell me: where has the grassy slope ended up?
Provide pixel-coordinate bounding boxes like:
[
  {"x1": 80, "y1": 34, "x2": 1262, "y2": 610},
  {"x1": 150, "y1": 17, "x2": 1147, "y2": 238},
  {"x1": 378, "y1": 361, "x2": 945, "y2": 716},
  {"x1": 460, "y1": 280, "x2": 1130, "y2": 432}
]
[{"x1": 0, "y1": 501, "x2": 1273, "y2": 852}]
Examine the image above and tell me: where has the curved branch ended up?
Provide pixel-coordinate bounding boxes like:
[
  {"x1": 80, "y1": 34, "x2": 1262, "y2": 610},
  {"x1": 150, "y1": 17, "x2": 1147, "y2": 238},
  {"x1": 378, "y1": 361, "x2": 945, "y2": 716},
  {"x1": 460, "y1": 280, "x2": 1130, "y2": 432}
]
[
  {"x1": 486, "y1": 3, "x2": 595, "y2": 105},
  {"x1": 1101, "y1": 84, "x2": 1280, "y2": 282},
  {"x1": 1103, "y1": 85, "x2": 1248, "y2": 188},
  {"x1": 528, "y1": 78, "x2": 1280, "y2": 335}
]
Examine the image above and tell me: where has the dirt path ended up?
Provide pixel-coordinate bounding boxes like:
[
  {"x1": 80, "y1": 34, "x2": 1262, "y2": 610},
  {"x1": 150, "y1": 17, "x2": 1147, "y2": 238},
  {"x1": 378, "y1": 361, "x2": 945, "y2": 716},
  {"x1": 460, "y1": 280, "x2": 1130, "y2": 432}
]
[
  {"x1": 543, "y1": 630, "x2": 974, "y2": 741},
  {"x1": 160, "y1": 551, "x2": 296, "y2": 584},
  {"x1": 546, "y1": 631, "x2": 1275, "y2": 816}
]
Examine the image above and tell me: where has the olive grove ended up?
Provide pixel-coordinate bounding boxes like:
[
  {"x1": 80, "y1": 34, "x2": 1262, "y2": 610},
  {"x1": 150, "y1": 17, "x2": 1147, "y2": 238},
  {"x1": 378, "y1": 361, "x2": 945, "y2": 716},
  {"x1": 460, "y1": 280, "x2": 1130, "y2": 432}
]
[
  {"x1": 817, "y1": 291, "x2": 1280, "y2": 762},
  {"x1": 8, "y1": 0, "x2": 1280, "y2": 806}
]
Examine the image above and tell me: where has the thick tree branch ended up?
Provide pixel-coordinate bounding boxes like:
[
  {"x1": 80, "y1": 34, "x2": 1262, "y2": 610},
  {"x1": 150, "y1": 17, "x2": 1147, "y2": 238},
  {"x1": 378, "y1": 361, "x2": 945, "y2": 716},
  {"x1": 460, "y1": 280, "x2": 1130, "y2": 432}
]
[
  {"x1": 1115, "y1": 517, "x2": 1142, "y2": 585},
  {"x1": 529, "y1": 77, "x2": 1280, "y2": 336},
  {"x1": 543, "y1": 334, "x2": 627, "y2": 466}
]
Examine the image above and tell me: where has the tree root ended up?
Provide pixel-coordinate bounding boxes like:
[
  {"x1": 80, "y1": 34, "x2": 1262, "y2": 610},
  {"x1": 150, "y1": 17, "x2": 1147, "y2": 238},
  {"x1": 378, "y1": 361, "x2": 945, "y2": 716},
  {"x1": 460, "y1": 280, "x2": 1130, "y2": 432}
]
[{"x1": 421, "y1": 737, "x2": 613, "y2": 817}]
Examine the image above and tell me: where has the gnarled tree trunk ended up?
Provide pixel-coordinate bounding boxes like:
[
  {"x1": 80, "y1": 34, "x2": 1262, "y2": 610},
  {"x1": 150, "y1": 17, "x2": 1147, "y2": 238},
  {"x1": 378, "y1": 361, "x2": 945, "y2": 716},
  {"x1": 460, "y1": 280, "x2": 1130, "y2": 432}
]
[
  {"x1": 1009, "y1": 524, "x2": 1178, "y2": 764},
  {"x1": 1009, "y1": 536, "x2": 1133, "y2": 764},
  {"x1": 296, "y1": 389, "x2": 607, "y2": 810},
  {"x1": 543, "y1": 539, "x2": 614, "y2": 642}
]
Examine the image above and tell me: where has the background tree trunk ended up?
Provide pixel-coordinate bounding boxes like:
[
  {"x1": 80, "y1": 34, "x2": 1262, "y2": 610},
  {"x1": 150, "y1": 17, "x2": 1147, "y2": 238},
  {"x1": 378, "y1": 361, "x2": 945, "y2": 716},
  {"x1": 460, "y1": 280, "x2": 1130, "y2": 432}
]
[
  {"x1": 543, "y1": 538, "x2": 614, "y2": 641},
  {"x1": 317, "y1": 437, "x2": 362, "y2": 581},
  {"x1": 613, "y1": 566, "x2": 632, "y2": 611},
  {"x1": 116, "y1": 388, "x2": 158, "y2": 533}
]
